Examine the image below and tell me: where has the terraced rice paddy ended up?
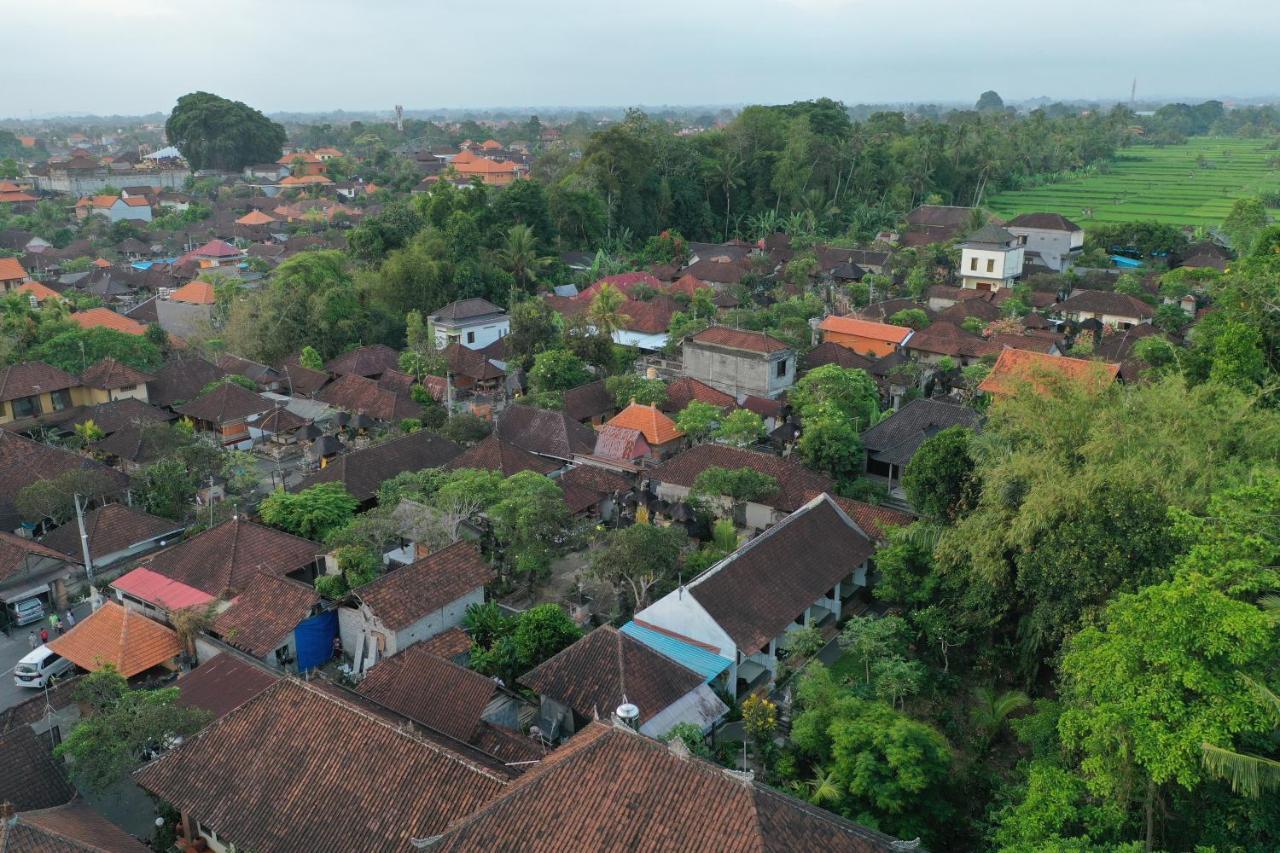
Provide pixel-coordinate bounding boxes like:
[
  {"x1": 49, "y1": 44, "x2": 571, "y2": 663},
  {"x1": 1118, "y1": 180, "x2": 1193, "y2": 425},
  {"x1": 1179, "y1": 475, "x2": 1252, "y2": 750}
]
[{"x1": 987, "y1": 137, "x2": 1280, "y2": 227}]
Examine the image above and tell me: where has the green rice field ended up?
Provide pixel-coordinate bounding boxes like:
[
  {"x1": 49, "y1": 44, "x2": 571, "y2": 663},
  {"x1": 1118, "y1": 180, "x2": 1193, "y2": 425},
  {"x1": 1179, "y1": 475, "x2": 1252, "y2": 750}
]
[{"x1": 987, "y1": 137, "x2": 1280, "y2": 228}]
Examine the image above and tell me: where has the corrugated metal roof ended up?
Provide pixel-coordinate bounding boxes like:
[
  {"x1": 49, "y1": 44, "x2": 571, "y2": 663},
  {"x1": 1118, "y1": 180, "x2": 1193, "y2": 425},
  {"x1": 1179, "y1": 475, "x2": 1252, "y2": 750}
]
[
  {"x1": 620, "y1": 621, "x2": 731, "y2": 682},
  {"x1": 111, "y1": 566, "x2": 214, "y2": 610}
]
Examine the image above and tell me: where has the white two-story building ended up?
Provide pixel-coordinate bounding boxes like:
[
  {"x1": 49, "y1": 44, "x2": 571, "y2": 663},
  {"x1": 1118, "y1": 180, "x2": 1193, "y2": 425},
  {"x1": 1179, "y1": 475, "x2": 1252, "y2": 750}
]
[
  {"x1": 429, "y1": 298, "x2": 510, "y2": 351},
  {"x1": 959, "y1": 224, "x2": 1024, "y2": 292}
]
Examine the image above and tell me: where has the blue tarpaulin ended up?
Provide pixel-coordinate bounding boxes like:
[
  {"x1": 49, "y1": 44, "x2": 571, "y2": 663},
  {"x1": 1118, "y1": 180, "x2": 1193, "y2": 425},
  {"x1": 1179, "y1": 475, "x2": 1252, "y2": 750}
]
[{"x1": 294, "y1": 610, "x2": 337, "y2": 672}]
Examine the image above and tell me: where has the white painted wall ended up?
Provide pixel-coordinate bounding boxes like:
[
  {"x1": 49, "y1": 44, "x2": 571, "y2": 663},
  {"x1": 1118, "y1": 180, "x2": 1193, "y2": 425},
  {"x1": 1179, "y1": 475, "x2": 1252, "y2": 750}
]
[
  {"x1": 634, "y1": 589, "x2": 737, "y2": 660},
  {"x1": 433, "y1": 318, "x2": 510, "y2": 351},
  {"x1": 960, "y1": 245, "x2": 1024, "y2": 287}
]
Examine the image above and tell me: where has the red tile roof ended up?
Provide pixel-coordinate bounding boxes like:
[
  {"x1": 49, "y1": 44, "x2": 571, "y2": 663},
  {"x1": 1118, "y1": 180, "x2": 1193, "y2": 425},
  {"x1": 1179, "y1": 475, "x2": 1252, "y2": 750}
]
[
  {"x1": 47, "y1": 600, "x2": 181, "y2": 677},
  {"x1": 0, "y1": 800, "x2": 149, "y2": 850},
  {"x1": 134, "y1": 679, "x2": 509, "y2": 853},
  {"x1": 817, "y1": 315, "x2": 913, "y2": 344},
  {"x1": 356, "y1": 642, "x2": 499, "y2": 741},
  {"x1": 650, "y1": 444, "x2": 832, "y2": 513},
  {"x1": 68, "y1": 307, "x2": 147, "y2": 336},
  {"x1": 828, "y1": 496, "x2": 915, "y2": 543},
  {"x1": 663, "y1": 377, "x2": 735, "y2": 413},
  {"x1": 0, "y1": 256, "x2": 28, "y2": 282},
  {"x1": 979, "y1": 347, "x2": 1120, "y2": 397},
  {"x1": 214, "y1": 573, "x2": 320, "y2": 658},
  {"x1": 111, "y1": 566, "x2": 214, "y2": 611},
  {"x1": 606, "y1": 402, "x2": 683, "y2": 446},
  {"x1": 175, "y1": 651, "x2": 279, "y2": 721},
  {"x1": 691, "y1": 325, "x2": 789, "y2": 354},
  {"x1": 353, "y1": 541, "x2": 494, "y2": 631},
  {"x1": 169, "y1": 279, "x2": 216, "y2": 305},
  {"x1": 145, "y1": 517, "x2": 319, "y2": 598}
]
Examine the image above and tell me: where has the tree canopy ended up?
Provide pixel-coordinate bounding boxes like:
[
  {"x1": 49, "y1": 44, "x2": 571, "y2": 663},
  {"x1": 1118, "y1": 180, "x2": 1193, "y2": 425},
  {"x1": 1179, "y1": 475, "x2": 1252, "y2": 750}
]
[{"x1": 165, "y1": 91, "x2": 286, "y2": 171}]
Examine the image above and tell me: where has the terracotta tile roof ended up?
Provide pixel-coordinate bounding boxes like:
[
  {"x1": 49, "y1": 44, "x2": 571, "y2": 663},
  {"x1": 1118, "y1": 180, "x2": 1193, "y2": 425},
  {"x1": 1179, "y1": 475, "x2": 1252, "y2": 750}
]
[
  {"x1": 906, "y1": 321, "x2": 1000, "y2": 359},
  {"x1": 650, "y1": 444, "x2": 831, "y2": 513},
  {"x1": 803, "y1": 341, "x2": 875, "y2": 372},
  {"x1": 353, "y1": 541, "x2": 494, "y2": 632},
  {"x1": 110, "y1": 567, "x2": 214, "y2": 611},
  {"x1": 0, "y1": 432, "x2": 128, "y2": 533},
  {"x1": 175, "y1": 381, "x2": 271, "y2": 425},
  {"x1": 147, "y1": 354, "x2": 226, "y2": 407},
  {"x1": 690, "y1": 325, "x2": 789, "y2": 354},
  {"x1": 662, "y1": 377, "x2": 735, "y2": 413},
  {"x1": 356, "y1": 642, "x2": 499, "y2": 742},
  {"x1": 192, "y1": 239, "x2": 240, "y2": 258},
  {"x1": 561, "y1": 379, "x2": 614, "y2": 422},
  {"x1": 419, "y1": 626, "x2": 473, "y2": 661},
  {"x1": 0, "y1": 800, "x2": 150, "y2": 851},
  {"x1": 606, "y1": 402, "x2": 683, "y2": 446},
  {"x1": 740, "y1": 394, "x2": 783, "y2": 419},
  {"x1": 494, "y1": 405, "x2": 597, "y2": 461},
  {"x1": 0, "y1": 256, "x2": 28, "y2": 281},
  {"x1": 314, "y1": 372, "x2": 420, "y2": 422},
  {"x1": 324, "y1": 344, "x2": 400, "y2": 377},
  {"x1": 77, "y1": 356, "x2": 154, "y2": 390},
  {"x1": 146, "y1": 517, "x2": 320, "y2": 598},
  {"x1": 687, "y1": 495, "x2": 873, "y2": 653},
  {"x1": 235, "y1": 209, "x2": 277, "y2": 226},
  {"x1": 0, "y1": 725, "x2": 76, "y2": 811},
  {"x1": 979, "y1": 347, "x2": 1120, "y2": 397},
  {"x1": 41, "y1": 503, "x2": 179, "y2": 563},
  {"x1": 828, "y1": 497, "x2": 915, "y2": 543},
  {"x1": 0, "y1": 530, "x2": 76, "y2": 582},
  {"x1": 817, "y1": 315, "x2": 912, "y2": 344},
  {"x1": 175, "y1": 651, "x2": 279, "y2": 721},
  {"x1": 444, "y1": 342, "x2": 505, "y2": 381},
  {"x1": 1056, "y1": 289, "x2": 1155, "y2": 320},
  {"x1": 68, "y1": 307, "x2": 147, "y2": 336},
  {"x1": 14, "y1": 280, "x2": 62, "y2": 302},
  {"x1": 522, "y1": 625, "x2": 704, "y2": 726},
  {"x1": 559, "y1": 464, "x2": 632, "y2": 498},
  {"x1": 47, "y1": 601, "x2": 180, "y2": 678},
  {"x1": 447, "y1": 434, "x2": 560, "y2": 477},
  {"x1": 0, "y1": 190, "x2": 37, "y2": 204},
  {"x1": 0, "y1": 361, "x2": 79, "y2": 403},
  {"x1": 134, "y1": 679, "x2": 508, "y2": 853},
  {"x1": 168, "y1": 279, "x2": 216, "y2": 305},
  {"x1": 214, "y1": 573, "x2": 321, "y2": 658},
  {"x1": 294, "y1": 429, "x2": 462, "y2": 502},
  {"x1": 429, "y1": 721, "x2": 902, "y2": 852},
  {"x1": 593, "y1": 425, "x2": 647, "y2": 461}
]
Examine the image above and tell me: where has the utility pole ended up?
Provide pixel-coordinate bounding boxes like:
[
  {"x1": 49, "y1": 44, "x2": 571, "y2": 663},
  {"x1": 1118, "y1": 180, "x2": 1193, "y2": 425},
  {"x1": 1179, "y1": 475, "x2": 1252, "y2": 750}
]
[{"x1": 73, "y1": 493, "x2": 93, "y2": 587}]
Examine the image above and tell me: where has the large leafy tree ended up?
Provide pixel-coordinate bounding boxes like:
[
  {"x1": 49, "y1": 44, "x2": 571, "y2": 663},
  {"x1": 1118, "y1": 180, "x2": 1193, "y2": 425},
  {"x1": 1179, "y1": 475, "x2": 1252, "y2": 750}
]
[
  {"x1": 488, "y1": 471, "x2": 571, "y2": 582},
  {"x1": 589, "y1": 522, "x2": 687, "y2": 611},
  {"x1": 31, "y1": 327, "x2": 163, "y2": 373},
  {"x1": 902, "y1": 426, "x2": 977, "y2": 521},
  {"x1": 165, "y1": 91, "x2": 286, "y2": 171},
  {"x1": 790, "y1": 364, "x2": 880, "y2": 430},
  {"x1": 259, "y1": 482, "x2": 358, "y2": 542}
]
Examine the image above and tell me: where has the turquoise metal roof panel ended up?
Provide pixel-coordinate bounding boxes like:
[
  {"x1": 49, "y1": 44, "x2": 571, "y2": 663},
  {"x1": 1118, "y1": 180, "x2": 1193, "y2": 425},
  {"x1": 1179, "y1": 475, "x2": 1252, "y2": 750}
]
[{"x1": 620, "y1": 621, "x2": 731, "y2": 683}]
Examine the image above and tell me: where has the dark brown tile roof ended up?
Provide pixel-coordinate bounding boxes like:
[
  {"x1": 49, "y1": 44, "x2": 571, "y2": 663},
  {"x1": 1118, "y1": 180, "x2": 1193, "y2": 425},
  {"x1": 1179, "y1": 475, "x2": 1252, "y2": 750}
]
[
  {"x1": 662, "y1": 377, "x2": 735, "y2": 414},
  {"x1": 0, "y1": 676, "x2": 81, "y2": 736},
  {"x1": 213, "y1": 573, "x2": 321, "y2": 658},
  {"x1": 418, "y1": 626, "x2": 473, "y2": 662},
  {"x1": 906, "y1": 204, "x2": 975, "y2": 228},
  {"x1": 0, "y1": 432, "x2": 128, "y2": 531},
  {"x1": 314, "y1": 373, "x2": 420, "y2": 422},
  {"x1": 324, "y1": 344, "x2": 400, "y2": 378},
  {"x1": 521, "y1": 625, "x2": 703, "y2": 726},
  {"x1": 558, "y1": 464, "x2": 632, "y2": 498},
  {"x1": 356, "y1": 643, "x2": 498, "y2": 742},
  {"x1": 0, "y1": 361, "x2": 79, "y2": 403},
  {"x1": 215, "y1": 354, "x2": 279, "y2": 386},
  {"x1": 77, "y1": 356, "x2": 154, "y2": 390},
  {"x1": 39, "y1": 503, "x2": 180, "y2": 563},
  {"x1": 274, "y1": 358, "x2": 329, "y2": 396},
  {"x1": 561, "y1": 379, "x2": 614, "y2": 422},
  {"x1": 0, "y1": 726, "x2": 76, "y2": 811},
  {"x1": 470, "y1": 720, "x2": 549, "y2": 764},
  {"x1": 689, "y1": 495, "x2": 874, "y2": 653},
  {"x1": 802, "y1": 341, "x2": 875, "y2": 373},
  {"x1": 860, "y1": 398, "x2": 981, "y2": 467},
  {"x1": 0, "y1": 800, "x2": 149, "y2": 851},
  {"x1": 0, "y1": 530, "x2": 78, "y2": 583},
  {"x1": 856, "y1": 298, "x2": 933, "y2": 324},
  {"x1": 429, "y1": 722, "x2": 902, "y2": 852},
  {"x1": 650, "y1": 444, "x2": 832, "y2": 513},
  {"x1": 176, "y1": 652, "x2": 280, "y2": 721},
  {"x1": 446, "y1": 435, "x2": 559, "y2": 477},
  {"x1": 145, "y1": 517, "x2": 320, "y2": 598},
  {"x1": 1006, "y1": 211, "x2": 1082, "y2": 232},
  {"x1": 134, "y1": 680, "x2": 508, "y2": 853},
  {"x1": 690, "y1": 326, "x2": 789, "y2": 355},
  {"x1": 175, "y1": 381, "x2": 271, "y2": 425},
  {"x1": 1056, "y1": 289, "x2": 1155, "y2": 320},
  {"x1": 352, "y1": 541, "x2": 494, "y2": 632},
  {"x1": 62, "y1": 397, "x2": 174, "y2": 435},
  {"x1": 430, "y1": 297, "x2": 505, "y2": 322},
  {"x1": 147, "y1": 354, "x2": 227, "y2": 408},
  {"x1": 293, "y1": 429, "x2": 462, "y2": 502},
  {"x1": 256, "y1": 404, "x2": 307, "y2": 434},
  {"x1": 494, "y1": 405, "x2": 597, "y2": 461},
  {"x1": 906, "y1": 321, "x2": 1000, "y2": 359},
  {"x1": 444, "y1": 343, "x2": 505, "y2": 381},
  {"x1": 828, "y1": 496, "x2": 916, "y2": 544}
]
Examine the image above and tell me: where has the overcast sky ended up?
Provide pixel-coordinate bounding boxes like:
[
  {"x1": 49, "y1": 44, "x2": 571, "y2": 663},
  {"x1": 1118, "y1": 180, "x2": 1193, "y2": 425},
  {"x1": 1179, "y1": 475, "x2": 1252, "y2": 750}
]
[{"x1": 3, "y1": 0, "x2": 1277, "y2": 118}]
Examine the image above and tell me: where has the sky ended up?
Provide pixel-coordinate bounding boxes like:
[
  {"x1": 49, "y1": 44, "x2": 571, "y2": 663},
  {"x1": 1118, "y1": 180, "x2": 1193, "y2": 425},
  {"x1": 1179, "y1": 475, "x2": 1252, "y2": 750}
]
[{"x1": 2, "y1": 0, "x2": 1278, "y2": 118}]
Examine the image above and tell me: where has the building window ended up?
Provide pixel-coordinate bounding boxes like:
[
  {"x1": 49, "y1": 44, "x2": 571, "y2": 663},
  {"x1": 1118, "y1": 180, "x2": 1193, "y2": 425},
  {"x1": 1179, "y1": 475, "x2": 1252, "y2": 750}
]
[
  {"x1": 986, "y1": 258, "x2": 995, "y2": 273},
  {"x1": 466, "y1": 331, "x2": 476, "y2": 344},
  {"x1": 969, "y1": 257, "x2": 977, "y2": 271},
  {"x1": 11, "y1": 395, "x2": 40, "y2": 419},
  {"x1": 775, "y1": 359, "x2": 787, "y2": 378},
  {"x1": 49, "y1": 389, "x2": 72, "y2": 411}
]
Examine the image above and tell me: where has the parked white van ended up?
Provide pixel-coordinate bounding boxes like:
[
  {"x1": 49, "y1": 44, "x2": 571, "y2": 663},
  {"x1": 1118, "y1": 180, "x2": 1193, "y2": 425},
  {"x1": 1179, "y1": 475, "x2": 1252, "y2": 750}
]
[{"x1": 13, "y1": 645, "x2": 74, "y2": 689}]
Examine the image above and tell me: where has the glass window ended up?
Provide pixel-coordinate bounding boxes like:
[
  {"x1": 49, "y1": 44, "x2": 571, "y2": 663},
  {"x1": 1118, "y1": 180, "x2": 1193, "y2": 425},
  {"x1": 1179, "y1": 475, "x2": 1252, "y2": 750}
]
[
  {"x1": 49, "y1": 389, "x2": 72, "y2": 411},
  {"x1": 776, "y1": 359, "x2": 787, "y2": 378},
  {"x1": 11, "y1": 395, "x2": 40, "y2": 418},
  {"x1": 986, "y1": 258, "x2": 995, "y2": 273},
  {"x1": 969, "y1": 257, "x2": 977, "y2": 271},
  {"x1": 466, "y1": 330, "x2": 476, "y2": 344}
]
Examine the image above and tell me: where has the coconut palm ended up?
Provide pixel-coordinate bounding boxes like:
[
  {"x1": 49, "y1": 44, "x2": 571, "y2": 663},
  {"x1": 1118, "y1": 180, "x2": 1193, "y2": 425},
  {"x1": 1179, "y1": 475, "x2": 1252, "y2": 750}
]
[
  {"x1": 970, "y1": 685, "x2": 1030, "y2": 747},
  {"x1": 804, "y1": 769, "x2": 842, "y2": 806},
  {"x1": 498, "y1": 224, "x2": 552, "y2": 293},
  {"x1": 587, "y1": 283, "x2": 630, "y2": 340}
]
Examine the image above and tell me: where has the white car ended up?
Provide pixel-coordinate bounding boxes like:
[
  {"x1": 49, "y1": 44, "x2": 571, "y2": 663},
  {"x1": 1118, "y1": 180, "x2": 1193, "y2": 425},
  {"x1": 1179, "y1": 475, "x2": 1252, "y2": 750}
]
[{"x1": 13, "y1": 645, "x2": 74, "y2": 689}]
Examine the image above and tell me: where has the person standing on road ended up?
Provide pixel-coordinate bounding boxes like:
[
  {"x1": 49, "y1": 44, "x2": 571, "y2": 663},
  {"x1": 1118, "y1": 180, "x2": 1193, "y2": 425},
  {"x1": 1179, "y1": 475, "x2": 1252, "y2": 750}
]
[
  {"x1": 38, "y1": 627, "x2": 48, "y2": 645},
  {"x1": 53, "y1": 616, "x2": 64, "y2": 635},
  {"x1": 27, "y1": 631, "x2": 37, "y2": 650},
  {"x1": 48, "y1": 613, "x2": 57, "y2": 631},
  {"x1": 65, "y1": 610, "x2": 75, "y2": 629}
]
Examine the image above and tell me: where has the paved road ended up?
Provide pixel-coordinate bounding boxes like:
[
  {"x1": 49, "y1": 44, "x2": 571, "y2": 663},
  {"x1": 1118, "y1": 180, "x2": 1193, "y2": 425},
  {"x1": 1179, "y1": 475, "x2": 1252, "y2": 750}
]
[{"x1": 0, "y1": 600, "x2": 93, "y2": 711}]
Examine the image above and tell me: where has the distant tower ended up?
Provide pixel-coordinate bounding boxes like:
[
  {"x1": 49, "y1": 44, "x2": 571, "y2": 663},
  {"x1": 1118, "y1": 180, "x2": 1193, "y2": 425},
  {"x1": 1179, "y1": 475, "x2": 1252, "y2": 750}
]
[
  {"x1": 1130, "y1": 78, "x2": 1137, "y2": 106},
  {"x1": 395, "y1": 105, "x2": 404, "y2": 133}
]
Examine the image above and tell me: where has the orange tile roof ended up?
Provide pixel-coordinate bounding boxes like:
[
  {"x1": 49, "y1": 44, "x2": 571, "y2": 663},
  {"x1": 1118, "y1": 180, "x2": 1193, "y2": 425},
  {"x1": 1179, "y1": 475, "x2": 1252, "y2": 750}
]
[
  {"x1": 235, "y1": 209, "x2": 277, "y2": 226},
  {"x1": 89, "y1": 195, "x2": 117, "y2": 209},
  {"x1": 606, "y1": 402, "x2": 684, "y2": 446},
  {"x1": 93, "y1": 257, "x2": 111, "y2": 268},
  {"x1": 47, "y1": 600, "x2": 181, "y2": 678},
  {"x1": 69, "y1": 307, "x2": 147, "y2": 336},
  {"x1": 169, "y1": 279, "x2": 216, "y2": 305},
  {"x1": 279, "y1": 174, "x2": 332, "y2": 186},
  {"x1": 817, "y1": 315, "x2": 913, "y2": 344},
  {"x1": 14, "y1": 281, "x2": 62, "y2": 302},
  {"x1": 0, "y1": 191, "x2": 37, "y2": 204},
  {"x1": 122, "y1": 196, "x2": 151, "y2": 207},
  {"x1": 979, "y1": 347, "x2": 1120, "y2": 397},
  {"x1": 0, "y1": 256, "x2": 29, "y2": 282},
  {"x1": 0, "y1": 181, "x2": 19, "y2": 192}
]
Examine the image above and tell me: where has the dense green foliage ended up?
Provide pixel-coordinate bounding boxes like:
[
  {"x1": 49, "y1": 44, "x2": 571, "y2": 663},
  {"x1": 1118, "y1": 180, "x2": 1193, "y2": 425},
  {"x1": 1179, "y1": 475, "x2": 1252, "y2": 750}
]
[{"x1": 165, "y1": 91, "x2": 286, "y2": 171}]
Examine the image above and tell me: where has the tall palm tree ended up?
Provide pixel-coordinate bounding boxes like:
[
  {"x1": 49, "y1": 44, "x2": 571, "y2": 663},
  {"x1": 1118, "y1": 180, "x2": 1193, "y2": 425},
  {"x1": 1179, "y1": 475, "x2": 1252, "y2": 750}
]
[
  {"x1": 498, "y1": 224, "x2": 551, "y2": 293},
  {"x1": 587, "y1": 282, "x2": 630, "y2": 340}
]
